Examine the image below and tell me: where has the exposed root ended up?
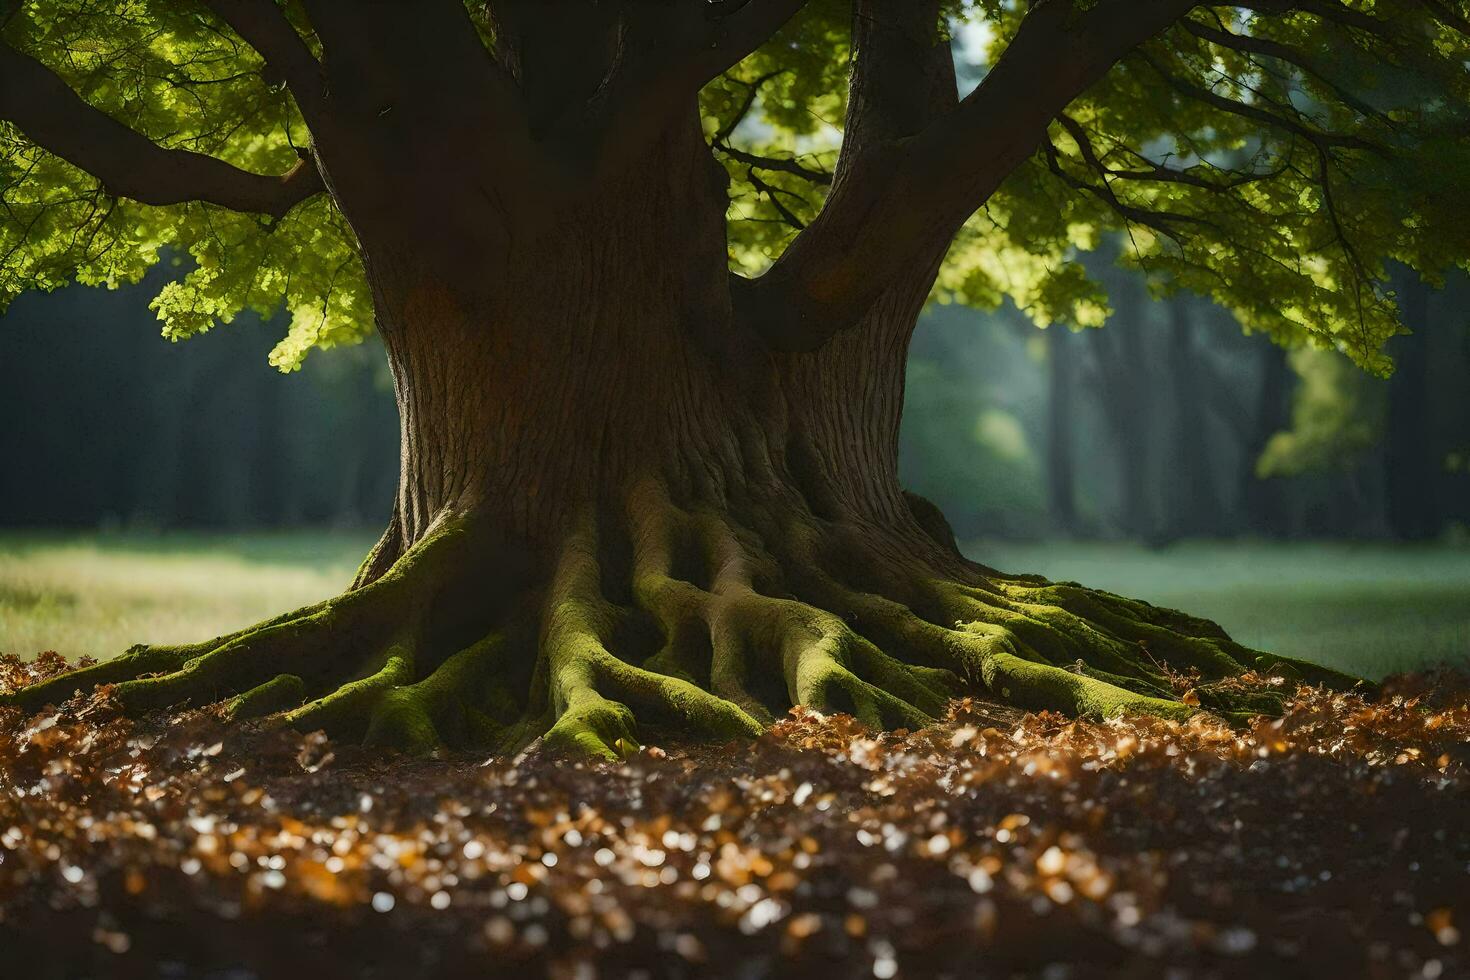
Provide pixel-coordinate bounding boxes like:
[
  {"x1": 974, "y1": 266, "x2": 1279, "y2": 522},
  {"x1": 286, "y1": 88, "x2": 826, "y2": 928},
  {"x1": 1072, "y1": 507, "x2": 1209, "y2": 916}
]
[
  {"x1": 0, "y1": 482, "x2": 1366, "y2": 759},
  {"x1": 630, "y1": 486, "x2": 959, "y2": 732},
  {"x1": 534, "y1": 517, "x2": 765, "y2": 758}
]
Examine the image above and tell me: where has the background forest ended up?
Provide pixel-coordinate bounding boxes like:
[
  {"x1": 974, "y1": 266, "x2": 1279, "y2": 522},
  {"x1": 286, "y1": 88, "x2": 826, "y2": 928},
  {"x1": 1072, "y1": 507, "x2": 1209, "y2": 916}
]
[{"x1": 4, "y1": 259, "x2": 1468, "y2": 540}]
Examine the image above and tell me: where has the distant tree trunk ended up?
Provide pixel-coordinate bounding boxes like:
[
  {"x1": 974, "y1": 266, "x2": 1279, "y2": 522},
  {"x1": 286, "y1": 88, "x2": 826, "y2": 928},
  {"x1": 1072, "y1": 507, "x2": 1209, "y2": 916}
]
[
  {"x1": 1046, "y1": 326, "x2": 1079, "y2": 535},
  {"x1": 1241, "y1": 340, "x2": 1293, "y2": 536},
  {"x1": 1087, "y1": 287, "x2": 1158, "y2": 540},
  {"x1": 253, "y1": 348, "x2": 286, "y2": 528},
  {"x1": 1385, "y1": 269, "x2": 1438, "y2": 540},
  {"x1": 1163, "y1": 297, "x2": 1226, "y2": 539}
]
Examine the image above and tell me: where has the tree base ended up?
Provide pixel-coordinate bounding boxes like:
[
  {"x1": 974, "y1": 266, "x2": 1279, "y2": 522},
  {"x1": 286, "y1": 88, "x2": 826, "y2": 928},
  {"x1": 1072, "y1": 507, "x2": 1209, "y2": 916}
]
[{"x1": 0, "y1": 484, "x2": 1362, "y2": 759}]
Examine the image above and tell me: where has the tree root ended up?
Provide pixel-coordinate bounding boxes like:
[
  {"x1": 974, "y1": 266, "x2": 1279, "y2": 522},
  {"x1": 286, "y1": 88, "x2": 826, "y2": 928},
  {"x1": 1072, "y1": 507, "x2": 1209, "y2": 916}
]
[{"x1": 0, "y1": 483, "x2": 1366, "y2": 760}]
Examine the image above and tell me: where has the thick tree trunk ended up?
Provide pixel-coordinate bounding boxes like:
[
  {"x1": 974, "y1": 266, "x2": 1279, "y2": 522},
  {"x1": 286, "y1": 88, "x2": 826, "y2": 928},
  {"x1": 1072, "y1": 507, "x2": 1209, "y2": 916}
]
[
  {"x1": 1, "y1": 6, "x2": 1363, "y2": 755},
  {"x1": 5, "y1": 169, "x2": 1353, "y2": 753}
]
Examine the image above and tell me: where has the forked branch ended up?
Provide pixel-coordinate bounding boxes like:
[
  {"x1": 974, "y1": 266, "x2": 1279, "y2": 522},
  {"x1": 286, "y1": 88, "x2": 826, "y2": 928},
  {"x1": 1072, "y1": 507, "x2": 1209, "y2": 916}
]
[
  {"x1": 685, "y1": 0, "x2": 812, "y2": 87},
  {"x1": 736, "y1": 0, "x2": 1198, "y2": 352},
  {"x1": 200, "y1": 0, "x2": 326, "y2": 122}
]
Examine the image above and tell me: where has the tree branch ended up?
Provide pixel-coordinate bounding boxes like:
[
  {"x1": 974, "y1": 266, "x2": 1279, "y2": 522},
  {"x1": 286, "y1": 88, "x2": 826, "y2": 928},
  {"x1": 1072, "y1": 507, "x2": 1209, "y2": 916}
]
[
  {"x1": 687, "y1": 0, "x2": 811, "y2": 86},
  {"x1": 1131, "y1": 48, "x2": 1385, "y2": 156},
  {"x1": 738, "y1": 0, "x2": 1198, "y2": 352},
  {"x1": 1056, "y1": 112, "x2": 1285, "y2": 193},
  {"x1": 744, "y1": 167, "x2": 809, "y2": 230},
  {"x1": 716, "y1": 144, "x2": 832, "y2": 185},
  {"x1": 709, "y1": 68, "x2": 832, "y2": 185},
  {"x1": 1041, "y1": 137, "x2": 1215, "y2": 244},
  {"x1": 1422, "y1": 0, "x2": 1470, "y2": 38},
  {"x1": 1179, "y1": 16, "x2": 1389, "y2": 123},
  {"x1": 200, "y1": 0, "x2": 325, "y2": 122},
  {"x1": 0, "y1": 38, "x2": 323, "y2": 218},
  {"x1": 1239, "y1": 0, "x2": 1391, "y2": 36}
]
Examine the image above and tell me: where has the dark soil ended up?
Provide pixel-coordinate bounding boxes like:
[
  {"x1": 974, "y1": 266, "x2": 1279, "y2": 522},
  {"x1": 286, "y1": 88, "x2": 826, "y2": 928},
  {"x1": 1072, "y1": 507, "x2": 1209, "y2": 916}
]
[{"x1": 2, "y1": 653, "x2": 1467, "y2": 979}]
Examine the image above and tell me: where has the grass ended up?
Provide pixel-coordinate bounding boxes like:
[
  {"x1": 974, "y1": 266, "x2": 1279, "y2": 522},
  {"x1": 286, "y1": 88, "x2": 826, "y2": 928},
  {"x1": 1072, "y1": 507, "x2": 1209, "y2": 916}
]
[
  {"x1": 975, "y1": 539, "x2": 1470, "y2": 679},
  {"x1": 0, "y1": 532, "x2": 1465, "y2": 680},
  {"x1": 0, "y1": 531, "x2": 373, "y2": 659}
]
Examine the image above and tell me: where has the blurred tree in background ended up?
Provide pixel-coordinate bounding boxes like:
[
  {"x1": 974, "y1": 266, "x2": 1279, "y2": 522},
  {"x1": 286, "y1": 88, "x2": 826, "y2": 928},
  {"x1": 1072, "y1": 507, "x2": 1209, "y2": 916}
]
[
  {"x1": 901, "y1": 258, "x2": 1470, "y2": 545},
  {"x1": 0, "y1": 264, "x2": 396, "y2": 530}
]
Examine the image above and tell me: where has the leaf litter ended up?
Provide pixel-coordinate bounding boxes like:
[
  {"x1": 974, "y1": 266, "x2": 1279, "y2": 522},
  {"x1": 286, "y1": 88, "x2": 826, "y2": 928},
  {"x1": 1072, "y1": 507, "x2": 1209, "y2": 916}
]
[{"x1": 1, "y1": 653, "x2": 1467, "y2": 978}]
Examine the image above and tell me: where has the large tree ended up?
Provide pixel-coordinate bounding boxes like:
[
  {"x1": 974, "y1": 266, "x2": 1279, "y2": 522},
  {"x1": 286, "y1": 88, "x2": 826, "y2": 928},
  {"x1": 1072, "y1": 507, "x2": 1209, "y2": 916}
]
[{"x1": 3, "y1": 0, "x2": 1467, "y2": 757}]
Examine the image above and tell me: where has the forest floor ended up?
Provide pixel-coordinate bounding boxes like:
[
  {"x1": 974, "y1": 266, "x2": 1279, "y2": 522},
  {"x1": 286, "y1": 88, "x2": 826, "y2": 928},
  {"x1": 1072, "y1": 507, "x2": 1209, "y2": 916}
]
[
  {"x1": 1, "y1": 654, "x2": 1467, "y2": 979},
  {"x1": 1, "y1": 535, "x2": 1468, "y2": 977}
]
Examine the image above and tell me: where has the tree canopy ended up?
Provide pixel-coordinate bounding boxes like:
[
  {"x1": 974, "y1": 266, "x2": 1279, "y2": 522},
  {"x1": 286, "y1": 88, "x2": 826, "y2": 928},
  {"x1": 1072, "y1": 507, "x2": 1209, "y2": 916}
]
[{"x1": 3, "y1": 0, "x2": 1469, "y2": 374}]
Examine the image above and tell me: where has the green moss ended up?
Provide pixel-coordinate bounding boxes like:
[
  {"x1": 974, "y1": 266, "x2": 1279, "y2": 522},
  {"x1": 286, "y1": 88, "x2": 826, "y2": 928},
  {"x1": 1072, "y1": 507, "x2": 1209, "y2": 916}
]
[
  {"x1": 227, "y1": 673, "x2": 306, "y2": 720},
  {"x1": 361, "y1": 635, "x2": 510, "y2": 751},
  {"x1": 283, "y1": 649, "x2": 414, "y2": 740},
  {"x1": 982, "y1": 652, "x2": 1196, "y2": 722},
  {"x1": 2, "y1": 506, "x2": 1371, "y2": 760},
  {"x1": 0, "y1": 643, "x2": 193, "y2": 712},
  {"x1": 543, "y1": 692, "x2": 641, "y2": 761}
]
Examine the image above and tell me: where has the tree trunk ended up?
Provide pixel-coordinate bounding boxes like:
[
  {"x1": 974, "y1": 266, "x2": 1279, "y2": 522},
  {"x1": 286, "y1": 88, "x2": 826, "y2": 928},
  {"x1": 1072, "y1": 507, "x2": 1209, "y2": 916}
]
[
  {"x1": 2, "y1": 8, "x2": 1361, "y2": 754},
  {"x1": 1384, "y1": 269, "x2": 1438, "y2": 540},
  {"x1": 1241, "y1": 340, "x2": 1293, "y2": 537},
  {"x1": 1163, "y1": 297, "x2": 1227, "y2": 539},
  {"x1": 1087, "y1": 288, "x2": 1159, "y2": 541},
  {"x1": 1047, "y1": 326, "x2": 1080, "y2": 536}
]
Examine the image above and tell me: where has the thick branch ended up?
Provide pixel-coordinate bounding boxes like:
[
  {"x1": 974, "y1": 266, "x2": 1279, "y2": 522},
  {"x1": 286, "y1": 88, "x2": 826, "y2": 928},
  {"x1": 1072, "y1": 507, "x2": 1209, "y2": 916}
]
[
  {"x1": 0, "y1": 39, "x2": 322, "y2": 218},
  {"x1": 734, "y1": 0, "x2": 957, "y2": 350},
  {"x1": 1422, "y1": 0, "x2": 1470, "y2": 38},
  {"x1": 1240, "y1": 0, "x2": 1393, "y2": 36},
  {"x1": 738, "y1": 0, "x2": 1197, "y2": 352},
  {"x1": 200, "y1": 0, "x2": 325, "y2": 122},
  {"x1": 579, "y1": 0, "x2": 808, "y2": 177},
  {"x1": 686, "y1": 0, "x2": 811, "y2": 87}
]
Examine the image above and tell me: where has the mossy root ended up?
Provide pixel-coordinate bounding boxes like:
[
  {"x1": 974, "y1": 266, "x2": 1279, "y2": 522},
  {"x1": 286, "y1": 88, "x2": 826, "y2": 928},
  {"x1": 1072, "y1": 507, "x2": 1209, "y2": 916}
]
[{"x1": 1, "y1": 490, "x2": 1367, "y2": 758}]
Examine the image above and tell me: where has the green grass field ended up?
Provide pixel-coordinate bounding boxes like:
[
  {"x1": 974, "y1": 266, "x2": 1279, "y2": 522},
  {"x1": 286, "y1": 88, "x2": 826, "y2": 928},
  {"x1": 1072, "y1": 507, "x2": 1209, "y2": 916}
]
[
  {"x1": 0, "y1": 531, "x2": 372, "y2": 661},
  {"x1": 1, "y1": 532, "x2": 1466, "y2": 680}
]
